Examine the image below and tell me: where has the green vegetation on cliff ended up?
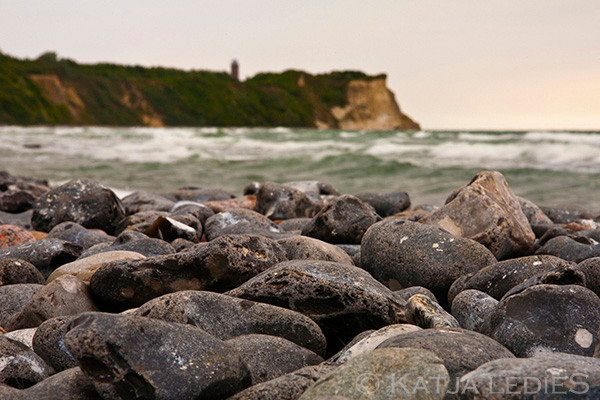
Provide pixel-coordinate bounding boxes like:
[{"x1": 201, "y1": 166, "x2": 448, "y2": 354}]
[{"x1": 0, "y1": 51, "x2": 418, "y2": 129}]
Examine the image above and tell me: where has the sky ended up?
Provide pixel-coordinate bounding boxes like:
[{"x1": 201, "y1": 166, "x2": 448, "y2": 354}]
[{"x1": 1, "y1": 0, "x2": 599, "y2": 130}]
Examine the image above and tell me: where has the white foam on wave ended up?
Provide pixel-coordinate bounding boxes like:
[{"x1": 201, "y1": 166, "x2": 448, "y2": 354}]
[
  {"x1": 458, "y1": 132, "x2": 522, "y2": 142},
  {"x1": 523, "y1": 131, "x2": 600, "y2": 145}
]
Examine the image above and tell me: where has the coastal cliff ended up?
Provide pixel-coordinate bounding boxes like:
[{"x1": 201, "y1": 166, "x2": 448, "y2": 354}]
[{"x1": 0, "y1": 52, "x2": 419, "y2": 130}]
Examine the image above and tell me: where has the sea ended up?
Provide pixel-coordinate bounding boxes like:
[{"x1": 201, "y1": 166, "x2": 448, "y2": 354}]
[{"x1": 1, "y1": 126, "x2": 600, "y2": 211}]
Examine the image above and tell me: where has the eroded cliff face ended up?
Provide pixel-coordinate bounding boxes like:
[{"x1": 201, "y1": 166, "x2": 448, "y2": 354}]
[{"x1": 321, "y1": 78, "x2": 420, "y2": 131}]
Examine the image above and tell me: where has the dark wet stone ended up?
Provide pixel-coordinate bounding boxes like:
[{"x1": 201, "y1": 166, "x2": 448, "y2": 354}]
[
  {"x1": 120, "y1": 191, "x2": 175, "y2": 214},
  {"x1": 117, "y1": 210, "x2": 168, "y2": 233},
  {"x1": 226, "y1": 260, "x2": 406, "y2": 353},
  {"x1": 300, "y1": 348, "x2": 448, "y2": 400},
  {"x1": 361, "y1": 219, "x2": 496, "y2": 307},
  {"x1": 161, "y1": 186, "x2": 235, "y2": 202},
  {"x1": 484, "y1": 284, "x2": 600, "y2": 357},
  {"x1": 6, "y1": 276, "x2": 98, "y2": 331},
  {"x1": 499, "y1": 264, "x2": 586, "y2": 300},
  {"x1": 277, "y1": 218, "x2": 312, "y2": 233},
  {"x1": 536, "y1": 235, "x2": 600, "y2": 263},
  {"x1": 393, "y1": 286, "x2": 437, "y2": 303},
  {"x1": 377, "y1": 327, "x2": 514, "y2": 396},
  {"x1": 134, "y1": 290, "x2": 327, "y2": 356},
  {"x1": 518, "y1": 196, "x2": 553, "y2": 226},
  {"x1": 64, "y1": 312, "x2": 250, "y2": 400},
  {"x1": 451, "y1": 289, "x2": 499, "y2": 332},
  {"x1": 405, "y1": 294, "x2": 460, "y2": 329},
  {"x1": 420, "y1": 171, "x2": 535, "y2": 259},
  {"x1": 255, "y1": 182, "x2": 322, "y2": 220},
  {"x1": 0, "y1": 225, "x2": 35, "y2": 248},
  {"x1": 335, "y1": 244, "x2": 360, "y2": 258},
  {"x1": 0, "y1": 284, "x2": 43, "y2": 327},
  {"x1": 90, "y1": 234, "x2": 287, "y2": 309},
  {"x1": 0, "y1": 210, "x2": 34, "y2": 230},
  {"x1": 0, "y1": 190, "x2": 37, "y2": 213},
  {"x1": 170, "y1": 238, "x2": 196, "y2": 251},
  {"x1": 32, "y1": 316, "x2": 79, "y2": 372},
  {"x1": 355, "y1": 191, "x2": 411, "y2": 218},
  {"x1": 578, "y1": 257, "x2": 600, "y2": 298},
  {"x1": 205, "y1": 208, "x2": 281, "y2": 241},
  {"x1": 80, "y1": 235, "x2": 175, "y2": 259},
  {"x1": 0, "y1": 172, "x2": 49, "y2": 214},
  {"x1": 301, "y1": 195, "x2": 380, "y2": 244},
  {"x1": 226, "y1": 334, "x2": 323, "y2": 385},
  {"x1": 458, "y1": 353, "x2": 600, "y2": 399},
  {"x1": 31, "y1": 178, "x2": 126, "y2": 234},
  {"x1": 0, "y1": 259, "x2": 45, "y2": 286},
  {"x1": 276, "y1": 236, "x2": 353, "y2": 264},
  {"x1": 447, "y1": 254, "x2": 574, "y2": 304},
  {"x1": 226, "y1": 363, "x2": 338, "y2": 400},
  {"x1": 0, "y1": 367, "x2": 103, "y2": 400},
  {"x1": 170, "y1": 201, "x2": 215, "y2": 223},
  {"x1": 0, "y1": 336, "x2": 52, "y2": 388},
  {"x1": 0, "y1": 238, "x2": 82, "y2": 278},
  {"x1": 142, "y1": 215, "x2": 199, "y2": 243},
  {"x1": 540, "y1": 204, "x2": 595, "y2": 224},
  {"x1": 47, "y1": 222, "x2": 113, "y2": 249}
]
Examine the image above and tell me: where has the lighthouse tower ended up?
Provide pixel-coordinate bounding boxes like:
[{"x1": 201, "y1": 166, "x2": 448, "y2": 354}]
[{"x1": 230, "y1": 59, "x2": 239, "y2": 81}]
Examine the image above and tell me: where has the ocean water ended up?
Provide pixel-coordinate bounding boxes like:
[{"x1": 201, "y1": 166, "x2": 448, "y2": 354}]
[{"x1": 1, "y1": 126, "x2": 600, "y2": 211}]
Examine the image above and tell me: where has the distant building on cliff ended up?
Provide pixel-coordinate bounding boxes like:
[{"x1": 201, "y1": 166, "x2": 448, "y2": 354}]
[{"x1": 230, "y1": 59, "x2": 239, "y2": 80}]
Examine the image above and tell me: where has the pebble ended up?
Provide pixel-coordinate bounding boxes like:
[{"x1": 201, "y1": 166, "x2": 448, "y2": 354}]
[
  {"x1": 47, "y1": 250, "x2": 146, "y2": 283},
  {"x1": 0, "y1": 259, "x2": 45, "y2": 286},
  {"x1": 0, "y1": 336, "x2": 52, "y2": 388},
  {"x1": 355, "y1": 191, "x2": 411, "y2": 217},
  {"x1": 0, "y1": 225, "x2": 35, "y2": 248},
  {"x1": 0, "y1": 238, "x2": 82, "y2": 278},
  {"x1": 255, "y1": 182, "x2": 322, "y2": 220}
]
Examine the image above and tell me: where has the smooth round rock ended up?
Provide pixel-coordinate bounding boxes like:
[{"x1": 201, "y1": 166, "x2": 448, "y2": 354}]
[
  {"x1": 579, "y1": 257, "x2": 600, "y2": 298},
  {"x1": 277, "y1": 218, "x2": 312, "y2": 233},
  {"x1": 120, "y1": 191, "x2": 175, "y2": 214},
  {"x1": 301, "y1": 195, "x2": 380, "y2": 244},
  {"x1": 47, "y1": 250, "x2": 145, "y2": 283},
  {"x1": 276, "y1": 236, "x2": 354, "y2": 264},
  {"x1": 394, "y1": 286, "x2": 437, "y2": 303},
  {"x1": 255, "y1": 182, "x2": 322, "y2": 220},
  {"x1": 405, "y1": 294, "x2": 460, "y2": 329},
  {"x1": 300, "y1": 348, "x2": 449, "y2": 400},
  {"x1": 451, "y1": 289, "x2": 499, "y2": 332},
  {"x1": 484, "y1": 284, "x2": 600, "y2": 357},
  {"x1": 355, "y1": 191, "x2": 411, "y2": 218},
  {"x1": 0, "y1": 284, "x2": 44, "y2": 327},
  {"x1": 0, "y1": 336, "x2": 52, "y2": 388},
  {"x1": 31, "y1": 178, "x2": 126, "y2": 234},
  {"x1": 64, "y1": 312, "x2": 251, "y2": 400},
  {"x1": 225, "y1": 334, "x2": 323, "y2": 385},
  {"x1": 227, "y1": 260, "x2": 406, "y2": 353},
  {"x1": 0, "y1": 225, "x2": 35, "y2": 248},
  {"x1": 536, "y1": 235, "x2": 600, "y2": 263},
  {"x1": 47, "y1": 222, "x2": 113, "y2": 250},
  {"x1": 0, "y1": 259, "x2": 45, "y2": 286},
  {"x1": 361, "y1": 219, "x2": 496, "y2": 306},
  {"x1": 32, "y1": 316, "x2": 79, "y2": 372},
  {"x1": 79, "y1": 236, "x2": 175, "y2": 259},
  {"x1": 0, "y1": 238, "x2": 82, "y2": 278},
  {"x1": 133, "y1": 290, "x2": 327, "y2": 356},
  {"x1": 205, "y1": 209, "x2": 281, "y2": 241}
]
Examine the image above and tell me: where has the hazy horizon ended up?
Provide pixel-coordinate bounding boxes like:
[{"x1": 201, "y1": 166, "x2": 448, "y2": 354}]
[{"x1": 1, "y1": 0, "x2": 599, "y2": 131}]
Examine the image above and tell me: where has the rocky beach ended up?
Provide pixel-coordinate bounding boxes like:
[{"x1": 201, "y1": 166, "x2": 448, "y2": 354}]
[{"x1": 1, "y1": 169, "x2": 600, "y2": 399}]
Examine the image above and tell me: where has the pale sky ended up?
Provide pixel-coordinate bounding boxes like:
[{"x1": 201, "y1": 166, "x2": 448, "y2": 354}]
[{"x1": 1, "y1": 0, "x2": 599, "y2": 130}]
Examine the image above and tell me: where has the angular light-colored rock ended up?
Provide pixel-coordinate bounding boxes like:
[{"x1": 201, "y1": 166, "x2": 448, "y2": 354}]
[
  {"x1": 420, "y1": 171, "x2": 535, "y2": 259},
  {"x1": 406, "y1": 294, "x2": 460, "y2": 329},
  {"x1": 47, "y1": 251, "x2": 145, "y2": 283}
]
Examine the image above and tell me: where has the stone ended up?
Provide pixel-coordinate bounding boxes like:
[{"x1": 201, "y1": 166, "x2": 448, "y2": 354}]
[
  {"x1": 300, "y1": 348, "x2": 449, "y2": 400},
  {"x1": 161, "y1": 186, "x2": 235, "y2": 202},
  {"x1": 120, "y1": 191, "x2": 175, "y2": 214},
  {"x1": 133, "y1": 290, "x2": 327, "y2": 356},
  {"x1": 6, "y1": 276, "x2": 98, "y2": 331},
  {"x1": 499, "y1": 264, "x2": 586, "y2": 300},
  {"x1": 226, "y1": 260, "x2": 406, "y2": 353},
  {"x1": 90, "y1": 234, "x2": 287, "y2": 309},
  {"x1": 0, "y1": 190, "x2": 37, "y2": 213},
  {"x1": 204, "y1": 208, "x2": 281, "y2": 241},
  {"x1": 361, "y1": 219, "x2": 496, "y2": 306},
  {"x1": 0, "y1": 336, "x2": 52, "y2": 388},
  {"x1": 301, "y1": 195, "x2": 380, "y2": 244},
  {"x1": 277, "y1": 218, "x2": 312, "y2": 233},
  {"x1": 355, "y1": 191, "x2": 411, "y2": 217},
  {"x1": 419, "y1": 171, "x2": 535, "y2": 259},
  {"x1": 393, "y1": 286, "x2": 437, "y2": 303},
  {"x1": 226, "y1": 363, "x2": 338, "y2": 400},
  {"x1": 332, "y1": 324, "x2": 422, "y2": 364},
  {"x1": 405, "y1": 294, "x2": 460, "y2": 329},
  {"x1": 64, "y1": 312, "x2": 251, "y2": 400},
  {"x1": 0, "y1": 172, "x2": 49, "y2": 214},
  {"x1": 377, "y1": 327, "x2": 514, "y2": 397},
  {"x1": 47, "y1": 221, "x2": 113, "y2": 249},
  {"x1": 0, "y1": 238, "x2": 82, "y2": 278},
  {"x1": 0, "y1": 284, "x2": 43, "y2": 327},
  {"x1": 448, "y1": 255, "x2": 576, "y2": 303},
  {"x1": 536, "y1": 235, "x2": 600, "y2": 263},
  {"x1": 540, "y1": 204, "x2": 595, "y2": 224},
  {"x1": 203, "y1": 195, "x2": 257, "y2": 213},
  {"x1": 484, "y1": 284, "x2": 600, "y2": 357},
  {"x1": 0, "y1": 225, "x2": 35, "y2": 248},
  {"x1": 451, "y1": 289, "x2": 499, "y2": 332},
  {"x1": 255, "y1": 182, "x2": 322, "y2": 220},
  {"x1": 80, "y1": 235, "x2": 175, "y2": 259},
  {"x1": 284, "y1": 181, "x2": 340, "y2": 197},
  {"x1": 47, "y1": 250, "x2": 146, "y2": 283},
  {"x1": 0, "y1": 259, "x2": 45, "y2": 286},
  {"x1": 117, "y1": 210, "x2": 168, "y2": 233},
  {"x1": 335, "y1": 244, "x2": 361, "y2": 258},
  {"x1": 276, "y1": 236, "x2": 354, "y2": 264},
  {"x1": 0, "y1": 210, "x2": 34, "y2": 230},
  {"x1": 0, "y1": 367, "x2": 103, "y2": 400},
  {"x1": 142, "y1": 215, "x2": 199, "y2": 242},
  {"x1": 31, "y1": 178, "x2": 126, "y2": 234},
  {"x1": 3, "y1": 328, "x2": 36, "y2": 349},
  {"x1": 226, "y1": 334, "x2": 323, "y2": 385},
  {"x1": 458, "y1": 353, "x2": 600, "y2": 399},
  {"x1": 517, "y1": 196, "x2": 553, "y2": 226},
  {"x1": 32, "y1": 316, "x2": 79, "y2": 372},
  {"x1": 578, "y1": 257, "x2": 600, "y2": 298}
]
